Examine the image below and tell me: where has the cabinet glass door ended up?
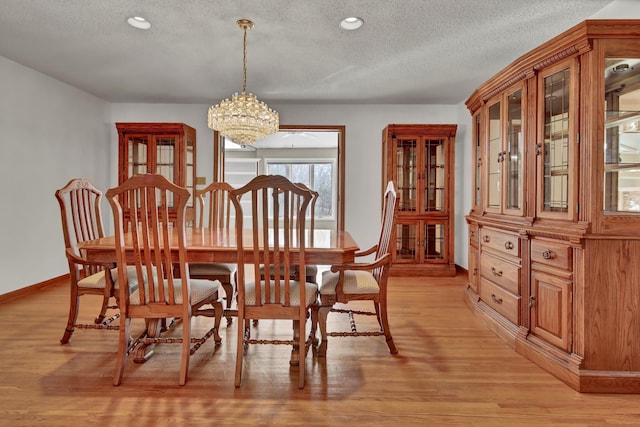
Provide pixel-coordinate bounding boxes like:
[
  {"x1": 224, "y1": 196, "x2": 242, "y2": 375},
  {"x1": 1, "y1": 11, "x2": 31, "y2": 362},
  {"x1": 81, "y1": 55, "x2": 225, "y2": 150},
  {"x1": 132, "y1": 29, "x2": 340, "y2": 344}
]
[
  {"x1": 395, "y1": 222, "x2": 417, "y2": 263},
  {"x1": 154, "y1": 135, "x2": 176, "y2": 183},
  {"x1": 604, "y1": 57, "x2": 640, "y2": 214},
  {"x1": 423, "y1": 138, "x2": 445, "y2": 212},
  {"x1": 541, "y1": 67, "x2": 571, "y2": 214},
  {"x1": 423, "y1": 222, "x2": 445, "y2": 261},
  {"x1": 127, "y1": 136, "x2": 149, "y2": 177},
  {"x1": 505, "y1": 88, "x2": 523, "y2": 212},
  {"x1": 487, "y1": 101, "x2": 502, "y2": 211},
  {"x1": 396, "y1": 139, "x2": 418, "y2": 212}
]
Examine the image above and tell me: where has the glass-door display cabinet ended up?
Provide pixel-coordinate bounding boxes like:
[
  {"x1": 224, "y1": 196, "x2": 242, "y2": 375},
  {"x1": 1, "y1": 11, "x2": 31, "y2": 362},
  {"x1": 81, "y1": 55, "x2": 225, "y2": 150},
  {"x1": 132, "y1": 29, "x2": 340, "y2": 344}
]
[
  {"x1": 382, "y1": 124, "x2": 456, "y2": 276},
  {"x1": 465, "y1": 20, "x2": 640, "y2": 394},
  {"x1": 116, "y1": 123, "x2": 196, "y2": 227}
]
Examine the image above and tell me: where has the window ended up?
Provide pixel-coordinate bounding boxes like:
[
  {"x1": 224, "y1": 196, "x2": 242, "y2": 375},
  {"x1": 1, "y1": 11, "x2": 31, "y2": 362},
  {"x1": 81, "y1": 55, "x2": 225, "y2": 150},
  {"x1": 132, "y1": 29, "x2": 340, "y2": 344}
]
[{"x1": 266, "y1": 160, "x2": 335, "y2": 219}]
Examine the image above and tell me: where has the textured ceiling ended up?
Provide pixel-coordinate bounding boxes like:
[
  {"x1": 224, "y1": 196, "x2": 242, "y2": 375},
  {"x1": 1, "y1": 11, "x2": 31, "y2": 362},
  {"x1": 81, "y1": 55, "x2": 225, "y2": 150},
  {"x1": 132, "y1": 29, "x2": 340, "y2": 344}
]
[{"x1": 0, "y1": 0, "x2": 615, "y2": 105}]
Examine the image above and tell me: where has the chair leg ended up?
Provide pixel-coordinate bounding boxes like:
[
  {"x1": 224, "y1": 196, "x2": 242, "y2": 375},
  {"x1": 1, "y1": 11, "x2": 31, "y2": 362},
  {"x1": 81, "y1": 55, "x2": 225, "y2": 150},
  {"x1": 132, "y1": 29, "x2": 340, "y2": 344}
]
[
  {"x1": 95, "y1": 292, "x2": 110, "y2": 324},
  {"x1": 212, "y1": 300, "x2": 223, "y2": 343},
  {"x1": 113, "y1": 317, "x2": 131, "y2": 386},
  {"x1": 297, "y1": 318, "x2": 306, "y2": 389},
  {"x1": 317, "y1": 305, "x2": 331, "y2": 357},
  {"x1": 379, "y1": 299, "x2": 397, "y2": 354},
  {"x1": 179, "y1": 318, "x2": 191, "y2": 386},
  {"x1": 221, "y1": 281, "x2": 234, "y2": 326},
  {"x1": 290, "y1": 320, "x2": 300, "y2": 366},
  {"x1": 234, "y1": 314, "x2": 245, "y2": 387},
  {"x1": 60, "y1": 285, "x2": 80, "y2": 344},
  {"x1": 310, "y1": 305, "x2": 319, "y2": 347}
]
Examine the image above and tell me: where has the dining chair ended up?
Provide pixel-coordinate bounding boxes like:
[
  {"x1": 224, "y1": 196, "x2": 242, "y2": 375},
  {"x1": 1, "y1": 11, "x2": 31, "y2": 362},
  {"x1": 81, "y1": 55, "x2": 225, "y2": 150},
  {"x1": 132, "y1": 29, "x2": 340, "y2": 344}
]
[
  {"x1": 230, "y1": 174, "x2": 317, "y2": 388},
  {"x1": 105, "y1": 173, "x2": 223, "y2": 385},
  {"x1": 55, "y1": 178, "x2": 120, "y2": 344},
  {"x1": 189, "y1": 181, "x2": 237, "y2": 325},
  {"x1": 314, "y1": 181, "x2": 399, "y2": 357}
]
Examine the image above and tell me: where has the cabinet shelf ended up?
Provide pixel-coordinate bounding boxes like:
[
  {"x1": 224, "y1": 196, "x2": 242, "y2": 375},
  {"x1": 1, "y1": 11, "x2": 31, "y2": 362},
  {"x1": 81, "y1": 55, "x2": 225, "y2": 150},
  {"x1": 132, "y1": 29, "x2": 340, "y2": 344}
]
[
  {"x1": 605, "y1": 110, "x2": 640, "y2": 128},
  {"x1": 604, "y1": 162, "x2": 640, "y2": 171}
]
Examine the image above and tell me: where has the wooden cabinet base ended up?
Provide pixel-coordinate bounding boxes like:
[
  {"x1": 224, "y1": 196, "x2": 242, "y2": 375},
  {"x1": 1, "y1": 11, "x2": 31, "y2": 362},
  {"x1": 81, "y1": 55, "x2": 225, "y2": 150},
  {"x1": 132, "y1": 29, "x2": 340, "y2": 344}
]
[{"x1": 465, "y1": 286, "x2": 640, "y2": 393}]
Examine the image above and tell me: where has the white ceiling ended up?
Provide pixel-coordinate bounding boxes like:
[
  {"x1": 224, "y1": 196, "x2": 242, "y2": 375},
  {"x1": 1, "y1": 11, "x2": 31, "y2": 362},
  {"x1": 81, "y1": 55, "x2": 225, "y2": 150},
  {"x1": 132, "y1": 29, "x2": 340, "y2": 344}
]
[{"x1": 0, "y1": 0, "x2": 616, "y2": 105}]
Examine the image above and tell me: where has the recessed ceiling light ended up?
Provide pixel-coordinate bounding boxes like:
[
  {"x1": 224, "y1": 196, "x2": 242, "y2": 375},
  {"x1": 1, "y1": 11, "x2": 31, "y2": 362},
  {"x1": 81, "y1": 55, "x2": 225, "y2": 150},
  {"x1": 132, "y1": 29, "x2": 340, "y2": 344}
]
[
  {"x1": 340, "y1": 16, "x2": 364, "y2": 31},
  {"x1": 127, "y1": 16, "x2": 151, "y2": 30}
]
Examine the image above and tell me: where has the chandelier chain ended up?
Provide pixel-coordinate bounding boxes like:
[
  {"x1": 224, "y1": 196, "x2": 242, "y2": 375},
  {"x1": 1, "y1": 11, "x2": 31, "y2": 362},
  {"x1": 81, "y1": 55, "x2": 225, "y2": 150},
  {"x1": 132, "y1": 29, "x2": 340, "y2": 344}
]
[{"x1": 242, "y1": 25, "x2": 247, "y2": 94}]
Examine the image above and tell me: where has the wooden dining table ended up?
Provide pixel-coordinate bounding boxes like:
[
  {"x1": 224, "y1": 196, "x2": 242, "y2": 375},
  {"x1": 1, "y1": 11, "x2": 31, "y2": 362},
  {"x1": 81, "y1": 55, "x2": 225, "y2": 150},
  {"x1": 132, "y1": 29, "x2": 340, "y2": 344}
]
[
  {"x1": 77, "y1": 226, "x2": 360, "y2": 363},
  {"x1": 78, "y1": 227, "x2": 360, "y2": 265}
]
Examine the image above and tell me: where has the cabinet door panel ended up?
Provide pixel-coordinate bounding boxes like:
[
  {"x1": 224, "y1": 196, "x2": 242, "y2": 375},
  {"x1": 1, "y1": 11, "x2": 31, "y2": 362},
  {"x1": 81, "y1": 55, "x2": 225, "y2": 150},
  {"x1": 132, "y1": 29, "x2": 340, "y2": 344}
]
[{"x1": 531, "y1": 270, "x2": 572, "y2": 352}]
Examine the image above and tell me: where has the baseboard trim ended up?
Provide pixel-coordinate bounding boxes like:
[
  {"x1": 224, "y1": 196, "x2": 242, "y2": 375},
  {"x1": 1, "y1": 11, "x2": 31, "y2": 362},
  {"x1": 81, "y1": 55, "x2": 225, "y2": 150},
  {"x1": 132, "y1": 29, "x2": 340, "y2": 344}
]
[{"x1": 0, "y1": 274, "x2": 68, "y2": 304}]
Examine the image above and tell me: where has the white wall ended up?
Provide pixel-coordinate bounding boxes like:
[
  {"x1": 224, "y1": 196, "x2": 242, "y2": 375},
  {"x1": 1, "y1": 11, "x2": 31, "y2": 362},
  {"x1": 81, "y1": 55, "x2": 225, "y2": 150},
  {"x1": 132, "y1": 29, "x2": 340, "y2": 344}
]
[
  {"x1": 0, "y1": 56, "x2": 110, "y2": 294},
  {"x1": 110, "y1": 103, "x2": 468, "y2": 267}
]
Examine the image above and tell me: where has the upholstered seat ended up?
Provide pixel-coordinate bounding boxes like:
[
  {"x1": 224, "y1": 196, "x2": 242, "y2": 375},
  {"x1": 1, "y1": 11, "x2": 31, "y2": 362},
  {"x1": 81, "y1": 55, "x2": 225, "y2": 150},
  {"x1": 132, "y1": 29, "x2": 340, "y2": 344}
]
[
  {"x1": 129, "y1": 278, "x2": 221, "y2": 306},
  {"x1": 319, "y1": 269, "x2": 380, "y2": 295},
  {"x1": 244, "y1": 280, "x2": 318, "y2": 307}
]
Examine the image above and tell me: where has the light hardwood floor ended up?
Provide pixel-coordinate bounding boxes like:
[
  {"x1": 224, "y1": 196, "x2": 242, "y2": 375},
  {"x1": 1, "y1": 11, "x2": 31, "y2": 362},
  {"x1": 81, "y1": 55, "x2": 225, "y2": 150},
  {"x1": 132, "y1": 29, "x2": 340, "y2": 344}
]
[{"x1": 1, "y1": 274, "x2": 639, "y2": 426}]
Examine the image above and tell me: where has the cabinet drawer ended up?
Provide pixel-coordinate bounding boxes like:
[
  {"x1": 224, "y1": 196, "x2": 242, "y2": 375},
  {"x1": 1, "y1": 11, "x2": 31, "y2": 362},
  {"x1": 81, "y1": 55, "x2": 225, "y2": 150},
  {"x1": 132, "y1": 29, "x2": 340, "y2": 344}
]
[
  {"x1": 531, "y1": 238, "x2": 572, "y2": 271},
  {"x1": 480, "y1": 228, "x2": 519, "y2": 257},
  {"x1": 480, "y1": 278, "x2": 520, "y2": 324},
  {"x1": 480, "y1": 252, "x2": 521, "y2": 295}
]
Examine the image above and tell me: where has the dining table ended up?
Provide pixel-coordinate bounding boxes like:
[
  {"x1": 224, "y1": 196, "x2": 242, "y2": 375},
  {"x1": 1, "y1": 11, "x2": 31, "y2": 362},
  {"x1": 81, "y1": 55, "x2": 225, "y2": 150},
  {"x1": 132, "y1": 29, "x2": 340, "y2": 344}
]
[
  {"x1": 77, "y1": 226, "x2": 360, "y2": 363},
  {"x1": 78, "y1": 227, "x2": 360, "y2": 265}
]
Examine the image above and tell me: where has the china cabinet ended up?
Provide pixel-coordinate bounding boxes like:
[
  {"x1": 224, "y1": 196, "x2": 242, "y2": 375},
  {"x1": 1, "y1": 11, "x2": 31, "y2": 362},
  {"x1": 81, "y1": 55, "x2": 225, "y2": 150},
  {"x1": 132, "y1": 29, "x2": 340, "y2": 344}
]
[
  {"x1": 465, "y1": 20, "x2": 640, "y2": 393},
  {"x1": 382, "y1": 124, "x2": 456, "y2": 276},
  {"x1": 116, "y1": 123, "x2": 196, "y2": 225}
]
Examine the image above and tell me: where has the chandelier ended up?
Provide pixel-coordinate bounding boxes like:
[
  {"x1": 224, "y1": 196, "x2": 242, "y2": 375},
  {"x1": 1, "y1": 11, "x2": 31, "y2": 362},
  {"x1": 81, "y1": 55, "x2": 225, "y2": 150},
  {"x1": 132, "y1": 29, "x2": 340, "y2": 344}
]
[{"x1": 208, "y1": 19, "x2": 279, "y2": 146}]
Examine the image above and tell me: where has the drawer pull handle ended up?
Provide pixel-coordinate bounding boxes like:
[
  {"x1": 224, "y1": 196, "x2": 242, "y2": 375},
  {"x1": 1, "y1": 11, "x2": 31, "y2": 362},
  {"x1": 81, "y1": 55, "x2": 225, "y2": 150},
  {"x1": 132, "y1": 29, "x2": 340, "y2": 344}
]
[
  {"x1": 491, "y1": 267, "x2": 503, "y2": 277},
  {"x1": 482, "y1": 235, "x2": 490, "y2": 243},
  {"x1": 491, "y1": 294, "x2": 503, "y2": 304},
  {"x1": 504, "y1": 241, "x2": 514, "y2": 250},
  {"x1": 472, "y1": 268, "x2": 477, "y2": 276},
  {"x1": 542, "y1": 249, "x2": 554, "y2": 259}
]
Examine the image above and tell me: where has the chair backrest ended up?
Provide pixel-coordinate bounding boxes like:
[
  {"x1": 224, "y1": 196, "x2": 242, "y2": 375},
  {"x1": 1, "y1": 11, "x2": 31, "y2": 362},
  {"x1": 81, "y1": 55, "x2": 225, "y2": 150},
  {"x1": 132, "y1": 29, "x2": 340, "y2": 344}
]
[
  {"x1": 293, "y1": 183, "x2": 318, "y2": 244},
  {"x1": 230, "y1": 175, "x2": 313, "y2": 308},
  {"x1": 195, "y1": 181, "x2": 234, "y2": 229},
  {"x1": 105, "y1": 173, "x2": 192, "y2": 307},
  {"x1": 55, "y1": 178, "x2": 105, "y2": 255},
  {"x1": 374, "y1": 181, "x2": 399, "y2": 280}
]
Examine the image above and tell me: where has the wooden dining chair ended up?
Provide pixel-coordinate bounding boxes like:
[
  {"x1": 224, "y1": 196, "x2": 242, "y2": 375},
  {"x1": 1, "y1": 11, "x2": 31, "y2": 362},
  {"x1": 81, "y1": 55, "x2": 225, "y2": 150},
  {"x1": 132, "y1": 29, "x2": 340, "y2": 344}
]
[
  {"x1": 314, "y1": 181, "x2": 399, "y2": 357},
  {"x1": 189, "y1": 181, "x2": 237, "y2": 325},
  {"x1": 230, "y1": 174, "x2": 317, "y2": 388},
  {"x1": 55, "y1": 178, "x2": 121, "y2": 344},
  {"x1": 105, "y1": 173, "x2": 223, "y2": 385}
]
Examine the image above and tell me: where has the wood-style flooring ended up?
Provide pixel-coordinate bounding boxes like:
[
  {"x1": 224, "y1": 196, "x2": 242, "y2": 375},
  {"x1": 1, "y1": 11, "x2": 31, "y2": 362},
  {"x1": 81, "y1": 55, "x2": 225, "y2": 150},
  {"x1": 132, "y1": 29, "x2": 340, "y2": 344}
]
[{"x1": 1, "y1": 274, "x2": 639, "y2": 426}]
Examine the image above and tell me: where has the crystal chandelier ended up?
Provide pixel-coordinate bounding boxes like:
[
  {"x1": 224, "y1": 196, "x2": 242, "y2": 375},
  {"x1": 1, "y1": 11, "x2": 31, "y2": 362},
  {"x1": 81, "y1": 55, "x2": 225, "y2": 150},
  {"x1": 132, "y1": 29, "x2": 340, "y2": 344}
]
[{"x1": 208, "y1": 19, "x2": 279, "y2": 146}]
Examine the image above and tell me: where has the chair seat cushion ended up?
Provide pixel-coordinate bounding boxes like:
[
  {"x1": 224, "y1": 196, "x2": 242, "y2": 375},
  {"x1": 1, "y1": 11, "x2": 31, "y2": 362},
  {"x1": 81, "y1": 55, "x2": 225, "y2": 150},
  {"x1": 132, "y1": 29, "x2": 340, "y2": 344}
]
[
  {"x1": 78, "y1": 266, "x2": 140, "y2": 290},
  {"x1": 319, "y1": 270, "x2": 380, "y2": 295},
  {"x1": 130, "y1": 278, "x2": 221, "y2": 305},
  {"x1": 244, "y1": 281, "x2": 318, "y2": 307},
  {"x1": 189, "y1": 262, "x2": 235, "y2": 276}
]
